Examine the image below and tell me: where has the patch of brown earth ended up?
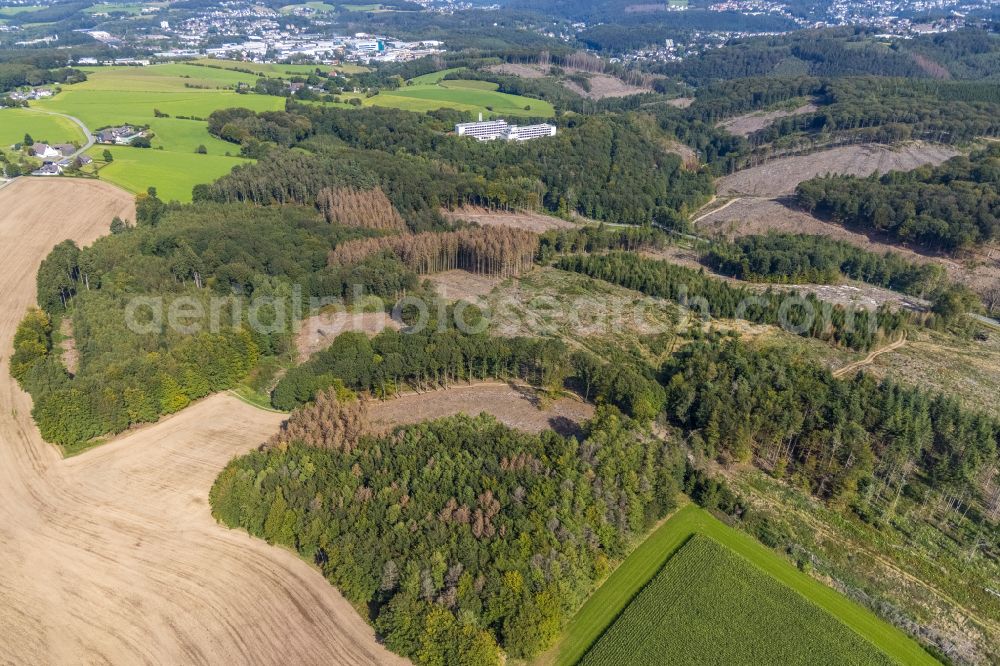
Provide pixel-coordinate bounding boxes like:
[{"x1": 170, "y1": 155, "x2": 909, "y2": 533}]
[
  {"x1": 443, "y1": 205, "x2": 577, "y2": 232},
  {"x1": 716, "y1": 103, "x2": 818, "y2": 137},
  {"x1": 717, "y1": 143, "x2": 960, "y2": 197},
  {"x1": 295, "y1": 310, "x2": 401, "y2": 363},
  {"x1": 368, "y1": 382, "x2": 594, "y2": 437},
  {"x1": 59, "y1": 316, "x2": 79, "y2": 375}
]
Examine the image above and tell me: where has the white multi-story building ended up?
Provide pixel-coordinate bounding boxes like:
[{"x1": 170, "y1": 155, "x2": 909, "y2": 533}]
[
  {"x1": 455, "y1": 119, "x2": 510, "y2": 141},
  {"x1": 504, "y1": 123, "x2": 557, "y2": 141},
  {"x1": 455, "y1": 117, "x2": 557, "y2": 142}
]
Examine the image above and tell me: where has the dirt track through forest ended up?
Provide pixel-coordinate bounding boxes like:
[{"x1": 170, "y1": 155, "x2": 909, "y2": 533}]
[
  {"x1": 831, "y1": 335, "x2": 907, "y2": 378},
  {"x1": 0, "y1": 179, "x2": 408, "y2": 665}
]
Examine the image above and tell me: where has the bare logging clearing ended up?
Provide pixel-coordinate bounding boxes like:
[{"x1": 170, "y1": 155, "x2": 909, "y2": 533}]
[
  {"x1": 328, "y1": 226, "x2": 539, "y2": 277},
  {"x1": 318, "y1": 186, "x2": 406, "y2": 232}
]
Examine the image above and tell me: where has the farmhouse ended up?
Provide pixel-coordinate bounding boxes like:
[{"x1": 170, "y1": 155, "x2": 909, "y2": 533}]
[
  {"x1": 455, "y1": 117, "x2": 557, "y2": 142},
  {"x1": 31, "y1": 143, "x2": 61, "y2": 159},
  {"x1": 31, "y1": 163, "x2": 62, "y2": 176},
  {"x1": 96, "y1": 125, "x2": 144, "y2": 145},
  {"x1": 54, "y1": 143, "x2": 77, "y2": 157}
]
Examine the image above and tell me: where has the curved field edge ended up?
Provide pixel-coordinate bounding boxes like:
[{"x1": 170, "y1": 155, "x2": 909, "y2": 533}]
[{"x1": 551, "y1": 504, "x2": 938, "y2": 666}]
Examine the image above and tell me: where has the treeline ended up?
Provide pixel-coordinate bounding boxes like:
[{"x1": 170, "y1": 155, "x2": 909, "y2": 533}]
[
  {"x1": 328, "y1": 227, "x2": 538, "y2": 278},
  {"x1": 704, "y1": 233, "x2": 946, "y2": 297},
  {"x1": 204, "y1": 106, "x2": 714, "y2": 228},
  {"x1": 537, "y1": 224, "x2": 674, "y2": 262},
  {"x1": 0, "y1": 63, "x2": 86, "y2": 93},
  {"x1": 558, "y1": 252, "x2": 908, "y2": 351},
  {"x1": 796, "y1": 145, "x2": 1000, "y2": 253},
  {"x1": 651, "y1": 28, "x2": 1000, "y2": 86},
  {"x1": 662, "y1": 338, "x2": 999, "y2": 510},
  {"x1": 15, "y1": 202, "x2": 419, "y2": 448},
  {"x1": 211, "y1": 409, "x2": 683, "y2": 664}
]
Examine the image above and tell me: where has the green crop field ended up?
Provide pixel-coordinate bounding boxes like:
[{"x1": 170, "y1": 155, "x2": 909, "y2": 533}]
[
  {"x1": 84, "y1": 3, "x2": 147, "y2": 15},
  {"x1": 556, "y1": 504, "x2": 937, "y2": 666},
  {"x1": 439, "y1": 79, "x2": 499, "y2": 91},
  {"x1": 0, "y1": 4, "x2": 44, "y2": 15},
  {"x1": 0, "y1": 108, "x2": 85, "y2": 147},
  {"x1": 581, "y1": 534, "x2": 892, "y2": 665}
]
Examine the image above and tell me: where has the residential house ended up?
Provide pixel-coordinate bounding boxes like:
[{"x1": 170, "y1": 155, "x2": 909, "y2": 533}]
[
  {"x1": 32, "y1": 163, "x2": 62, "y2": 176},
  {"x1": 32, "y1": 143, "x2": 61, "y2": 159},
  {"x1": 54, "y1": 143, "x2": 77, "y2": 157}
]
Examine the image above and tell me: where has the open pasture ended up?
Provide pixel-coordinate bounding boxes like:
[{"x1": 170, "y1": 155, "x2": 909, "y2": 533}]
[
  {"x1": 190, "y1": 57, "x2": 369, "y2": 75},
  {"x1": 30, "y1": 64, "x2": 286, "y2": 199},
  {"x1": 368, "y1": 80, "x2": 553, "y2": 117},
  {"x1": 0, "y1": 108, "x2": 84, "y2": 147},
  {"x1": 86, "y1": 146, "x2": 251, "y2": 202}
]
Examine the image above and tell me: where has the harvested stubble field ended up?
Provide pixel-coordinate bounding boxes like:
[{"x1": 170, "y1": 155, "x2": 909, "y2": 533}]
[
  {"x1": 580, "y1": 534, "x2": 894, "y2": 666},
  {"x1": 0, "y1": 178, "x2": 404, "y2": 665},
  {"x1": 717, "y1": 143, "x2": 960, "y2": 197}
]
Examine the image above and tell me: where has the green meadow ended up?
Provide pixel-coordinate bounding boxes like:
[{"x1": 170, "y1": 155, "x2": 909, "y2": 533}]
[
  {"x1": 190, "y1": 57, "x2": 369, "y2": 75},
  {"x1": 556, "y1": 504, "x2": 937, "y2": 666},
  {"x1": 0, "y1": 108, "x2": 85, "y2": 147},
  {"x1": 86, "y1": 146, "x2": 251, "y2": 202},
  {"x1": 279, "y1": 1, "x2": 337, "y2": 13},
  {"x1": 368, "y1": 83, "x2": 553, "y2": 117},
  {"x1": 31, "y1": 64, "x2": 283, "y2": 199}
]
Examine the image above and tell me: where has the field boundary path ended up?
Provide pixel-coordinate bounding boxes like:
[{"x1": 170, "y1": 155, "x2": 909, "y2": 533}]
[
  {"x1": 832, "y1": 334, "x2": 907, "y2": 378},
  {"x1": 0, "y1": 178, "x2": 406, "y2": 665}
]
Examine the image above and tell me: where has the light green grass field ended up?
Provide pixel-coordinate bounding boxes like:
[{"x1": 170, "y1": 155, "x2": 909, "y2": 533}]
[
  {"x1": 86, "y1": 146, "x2": 250, "y2": 202},
  {"x1": 555, "y1": 504, "x2": 937, "y2": 666},
  {"x1": 29, "y1": 65, "x2": 282, "y2": 199},
  {"x1": 279, "y1": 1, "x2": 336, "y2": 12},
  {"x1": 368, "y1": 82, "x2": 553, "y2": 117},
  {"x1": 439, "y1": 79, "x2": 500, "y2": 91},
  {"x1": 407, "y1": 67, "x2": 464, "y2": 85},
  {"x1": 84, "y1": 3, "x2": 146, "y2": 14},
  {"x1": 581, "y1": 534, "x2": 892, "y2": 665},
  {"x1": 0, "y1": 108, "x2": 85, "y2": 147},
  {"x1": 0, "y1": 4, "x2": 43, "y2": 15}
]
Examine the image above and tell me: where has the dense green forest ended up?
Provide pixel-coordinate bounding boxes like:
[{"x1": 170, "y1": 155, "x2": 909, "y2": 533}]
[
  {"x1": 204, "y1": 106, "x2": 714, "y2": 227},
  {"x1": 0, "y1": 63, "x2": 86, "y2": 94},
  {"x1": 11, "y1": 201, "x2": 414, "y2": 447},
  {"x1": 211, "y1": 408, "x2": 683, "y2": 664},
  {"x1": 557, "y1": 252, "x2": 909, "y2": 351},
  {"x1": 796, "y1": 145, "x2": 1000, "y2": 252},
  {"x1": 662, "y1": 338, "x2": 999, "y2": 511}
]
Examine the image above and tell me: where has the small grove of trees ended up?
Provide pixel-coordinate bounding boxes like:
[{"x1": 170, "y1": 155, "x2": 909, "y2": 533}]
[
  {"x1": 558, "y1": 251, "x2": 909, "y2": 352},
  {"x1": 329, "y1": 227, "x2": 539, "y2": 278},
  {"x1": 703, "y1": 232, "x2": 947, "y2": 297},
  {"x1": 795, "y1": 145, "x2": 1000, "y2": 253},
  {"x1": 210, "y1": 409, "x2": 683, "y2": 665},
  {"x1": 271, "y1": 323, "x2": 664, "y2": 420},
  {"x1": 662, "y1": 337, "x2": 999, "y2": 512}
]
